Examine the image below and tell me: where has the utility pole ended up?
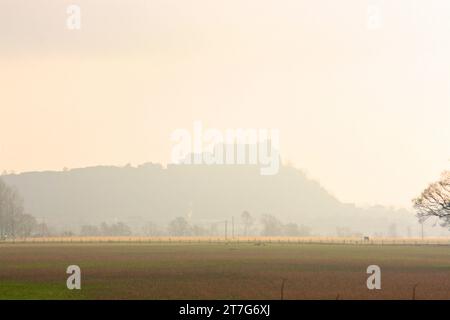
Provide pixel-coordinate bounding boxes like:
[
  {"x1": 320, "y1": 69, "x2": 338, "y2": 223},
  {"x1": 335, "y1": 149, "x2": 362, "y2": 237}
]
[
  {"x1": 232, "y1": 216, "x2": 234, "y2": 239},
  {"x1": 225, "y1": 220, "x2": 228, "y2": 240}
]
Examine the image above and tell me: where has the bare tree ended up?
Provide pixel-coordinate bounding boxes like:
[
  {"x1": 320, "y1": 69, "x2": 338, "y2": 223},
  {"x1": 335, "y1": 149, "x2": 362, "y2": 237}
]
[
  {"x1": 0, "y1": 180, "x2": 5, "y2": 238},
  {"x1": 168, "y1": 217, "x2": 190, "y2": 236},
  {"x1": 142, "y1": 221, "x2": 160, "y2": 237},
  {"x1": 15, "y1": 214, "x2": 37, "y2": 239},
  {"x1": 99, "y1": 222, "x2": 132, "y2": 236},
  {"x1": 241, "y1": 210, "x2": 253, "y2": 236},
  {"x1": 112, "y1": 222, "x2": 132, "y2": 236},
  {"x1": 283, "y1": 223, "x2": 300, "y2": 236},
  {"x1": 80, "y1": 224, "x2": 100, "y2": 236},
  {"x1": 260, "y1": 214, "x2": 283, "y2": 236},
  {"x1": 388, "y1": 223, "x2": 397, "y2": 238},
  {"x1": 413, "y1": 171, "x2": 450, "y2": 225},
  {"x1": 191, "y1": 224, "x2": 208, "y2": 236},
  {"x1": 282, "y1": 223, "x2": 311, "y2": 237},
  {"x1": 0, "y1": 179, "x2": 26, "y2": 239},
  {"x1": 35, "y1": 222, "x2": 50, "y2": 237}
]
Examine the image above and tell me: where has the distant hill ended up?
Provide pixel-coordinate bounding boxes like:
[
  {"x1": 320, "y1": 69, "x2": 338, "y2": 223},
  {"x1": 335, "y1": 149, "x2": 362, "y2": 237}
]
[{"x1": 2, "y1": 163, "x2": 430, "y2": 236}]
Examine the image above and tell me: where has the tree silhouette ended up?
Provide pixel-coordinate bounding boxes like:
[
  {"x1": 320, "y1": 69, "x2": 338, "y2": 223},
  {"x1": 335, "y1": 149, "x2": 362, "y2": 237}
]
[
  {"x1": 241, "y1": 211, "x2": 253, "y2": 236},
  {"x1": 413, "y1": 171, "x2": 450, "y2": 225}
]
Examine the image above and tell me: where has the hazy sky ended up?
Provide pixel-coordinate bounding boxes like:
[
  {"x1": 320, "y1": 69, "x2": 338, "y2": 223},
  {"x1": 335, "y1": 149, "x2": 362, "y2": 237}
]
[{"x1": 0, "y1": 0, "x2": 449, "y2": 208}]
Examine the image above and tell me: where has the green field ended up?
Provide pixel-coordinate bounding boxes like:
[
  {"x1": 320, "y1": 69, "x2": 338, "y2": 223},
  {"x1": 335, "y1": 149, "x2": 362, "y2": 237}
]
[{"x1": 1, "y1": 243, "x2": 450, "y2": 299}]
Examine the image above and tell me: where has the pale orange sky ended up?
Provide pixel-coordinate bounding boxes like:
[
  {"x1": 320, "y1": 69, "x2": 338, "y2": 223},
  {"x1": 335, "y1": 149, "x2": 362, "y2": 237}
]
[{"x1": 0, "y1": 0, "x2": 449, "y2": 208}]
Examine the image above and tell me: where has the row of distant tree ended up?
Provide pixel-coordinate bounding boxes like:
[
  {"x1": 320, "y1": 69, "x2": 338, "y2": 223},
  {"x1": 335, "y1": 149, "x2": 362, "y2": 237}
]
[
  {"x1": 138, "y1": 213, "x2": 313, "y2": 237},
  {"x1": 59, "y1": 170, "x2": 450, "y2": 237},
  {"x1": 0, "y1": 176, "x2": 312, "y2": 238},
  {"x1": 80, "y1": 222, "x2": 132, "y2": 237},
  {"x1": 0, "y1": 170, "x2": 448, "y2": 238},
  {"x1": 77, "y1": 214, "x2": 312, "y2": 237}
]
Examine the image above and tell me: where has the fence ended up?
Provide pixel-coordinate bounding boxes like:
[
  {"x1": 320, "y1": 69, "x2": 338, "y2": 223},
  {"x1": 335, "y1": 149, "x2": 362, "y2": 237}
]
[{"x1": 1, "y1": 236, "x2": 450, "y2": 246}]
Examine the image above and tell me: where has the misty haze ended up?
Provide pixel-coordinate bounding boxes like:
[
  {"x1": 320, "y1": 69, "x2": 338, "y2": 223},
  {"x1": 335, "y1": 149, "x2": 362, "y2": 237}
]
[
  {"x1": 0, "y1": 0, "x2": 449, "y2": 302},
  {"x1": 0, "y1": 162, "x2": 435, "y2": 238}
]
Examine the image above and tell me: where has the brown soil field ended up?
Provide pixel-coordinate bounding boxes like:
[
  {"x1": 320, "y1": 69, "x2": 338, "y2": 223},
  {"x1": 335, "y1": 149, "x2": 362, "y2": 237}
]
[{"x1": 0, "y1": 242, "x2": 449, "y2": 299}]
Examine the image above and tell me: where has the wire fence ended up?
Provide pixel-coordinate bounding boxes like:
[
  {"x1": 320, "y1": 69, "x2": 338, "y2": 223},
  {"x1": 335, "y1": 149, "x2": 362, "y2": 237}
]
[{"x1": 1, "y1": 236, "x2": 450, "y2": 246}]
